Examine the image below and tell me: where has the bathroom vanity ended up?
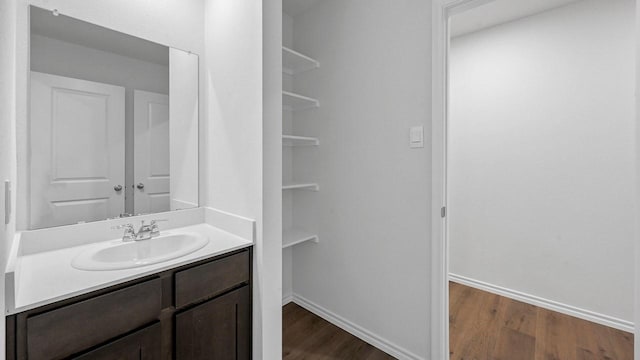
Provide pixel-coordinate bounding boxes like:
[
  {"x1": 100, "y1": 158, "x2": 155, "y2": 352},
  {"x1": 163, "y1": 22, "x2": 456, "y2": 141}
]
[
  {"x1": 6, "y1": 247, "x2": 251, "y2": 360},
  {"x1": 4, "y1": 212, "x2": 254, "y2": 360}
]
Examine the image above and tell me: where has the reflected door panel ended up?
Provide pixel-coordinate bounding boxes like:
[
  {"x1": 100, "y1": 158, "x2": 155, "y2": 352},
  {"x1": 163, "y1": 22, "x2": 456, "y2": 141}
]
[
  {"x1": 134, "y1": 90, "x2": 170, "y2": 215},
  {"x1": 30, "y1": 71, "x2": 125, "y2": 228}
]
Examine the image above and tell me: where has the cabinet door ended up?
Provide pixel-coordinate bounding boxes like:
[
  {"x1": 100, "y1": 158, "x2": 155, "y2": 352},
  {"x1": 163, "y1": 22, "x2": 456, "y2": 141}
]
[
  {"x1": 25, "y1": 278, "x2": 162, "y2": 360},
  {"x1": 72, "y1": 323, "x2": 161, "y2": 360},
  {"x1": 175, "y1": 286, "x2": 251, "y2": 360}
]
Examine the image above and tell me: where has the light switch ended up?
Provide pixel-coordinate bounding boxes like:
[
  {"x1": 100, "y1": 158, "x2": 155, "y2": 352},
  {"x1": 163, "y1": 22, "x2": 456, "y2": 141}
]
[{"x1": 410, "y1": 126, "x2": 424, "y2": 148}]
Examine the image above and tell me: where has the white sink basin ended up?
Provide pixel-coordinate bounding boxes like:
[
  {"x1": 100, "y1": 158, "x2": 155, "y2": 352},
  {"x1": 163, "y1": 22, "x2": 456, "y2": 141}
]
[{"x1": 71, "y1": 232, "x2": 209, "y2": 271}]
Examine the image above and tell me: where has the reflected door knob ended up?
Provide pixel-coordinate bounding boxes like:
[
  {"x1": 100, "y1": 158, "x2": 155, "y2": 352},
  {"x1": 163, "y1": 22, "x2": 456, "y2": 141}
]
[
  {"x1": 136, "y1": 183, "x2": 145, "y2": 190},
  {"x1": 114, "y1": 185, "x2": 123, "y2": 192}
]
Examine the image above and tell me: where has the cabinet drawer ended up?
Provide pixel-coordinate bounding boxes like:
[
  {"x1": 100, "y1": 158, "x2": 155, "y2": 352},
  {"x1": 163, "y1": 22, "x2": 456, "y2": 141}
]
[
  {"x1": 175, "y1": 251, "x2": 250, "y2": 308},
  {"x1": 26, "y1": 278, "x2": 162, "y2": 360},
  {"x1": 72, "y1": 322, "x2": 161, "y2": 360}
]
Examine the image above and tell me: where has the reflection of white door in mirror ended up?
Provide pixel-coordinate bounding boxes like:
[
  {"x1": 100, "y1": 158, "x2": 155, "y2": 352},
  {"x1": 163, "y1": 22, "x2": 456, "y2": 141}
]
[
  {"x1": 134, "y1": 90, "x2": 170, "y2": 215},
  {"x1": 29, "y1": 72, "x2": 126, "y2": 228}
]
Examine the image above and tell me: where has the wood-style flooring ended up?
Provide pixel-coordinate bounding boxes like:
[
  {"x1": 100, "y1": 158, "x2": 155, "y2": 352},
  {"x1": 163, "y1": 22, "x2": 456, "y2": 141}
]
[
  {"x1": 450, "y1": 282, "x2": 634, "y2": 360},
  {"x1": 283, "y1": 302, "x2": 396, "y2": 359},
  {"x1": 282, "y1": 284, "x2": 633, "y2": 360}
]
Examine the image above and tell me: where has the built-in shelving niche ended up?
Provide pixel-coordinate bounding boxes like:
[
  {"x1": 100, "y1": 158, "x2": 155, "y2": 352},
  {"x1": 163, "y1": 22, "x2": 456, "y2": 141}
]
[
  {"x1": 282, "y1": 182, "x2": 319, "y2": 191},
  {"x1": 283, "y1": 91, "x2": 319, "y2": 112},
  {"x1": 282, "y1": 46, "x2": 320, "y2": 249},
  {"x1": 283, "y1": 134, "x2": 319, "y2": 146},
  {"x1": 283, "y1": 46, "x2": 320, "y2": 75},
  {"x1": 283, "y1": 228, "x2": 319, "y2": 249}
]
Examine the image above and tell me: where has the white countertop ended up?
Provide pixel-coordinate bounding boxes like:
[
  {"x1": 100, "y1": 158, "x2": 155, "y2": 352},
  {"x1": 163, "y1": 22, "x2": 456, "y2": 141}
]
[{"x1": 6, "y1": 208, "x2": 255, "y2": 314}]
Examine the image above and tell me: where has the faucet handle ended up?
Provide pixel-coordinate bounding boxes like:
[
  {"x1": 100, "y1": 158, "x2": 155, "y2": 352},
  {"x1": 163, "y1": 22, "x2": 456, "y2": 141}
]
[
  {"x1": 150, "y1": 219, "x2": 168, "y2": 237},
  {"x1": 112, "y1": 223, "x2": 136, "y2": 242}
]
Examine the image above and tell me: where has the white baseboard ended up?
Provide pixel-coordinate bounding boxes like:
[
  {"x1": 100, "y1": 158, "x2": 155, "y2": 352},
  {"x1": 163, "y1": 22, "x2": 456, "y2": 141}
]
[
  {"x1": 289, "y1": 293, "x2": 425, "y2": 360},
  {"x1": 449, "y1": 273, "x2": 634, "y2": 333},
  {"x1": 282, "y1": 294, "x2": 294, "y2": 306}
]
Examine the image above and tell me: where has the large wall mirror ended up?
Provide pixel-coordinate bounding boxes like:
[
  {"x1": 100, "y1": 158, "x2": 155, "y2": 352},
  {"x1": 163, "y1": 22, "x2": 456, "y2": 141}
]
[{"x1": 25, "y1": 6, "x2": 199, "y2": 229}]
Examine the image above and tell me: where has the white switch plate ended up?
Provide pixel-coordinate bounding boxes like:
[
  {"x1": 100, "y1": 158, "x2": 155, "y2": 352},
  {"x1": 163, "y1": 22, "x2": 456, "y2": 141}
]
[{"x1": 410, "y1": 126, "x2": 424, "y2": 148}]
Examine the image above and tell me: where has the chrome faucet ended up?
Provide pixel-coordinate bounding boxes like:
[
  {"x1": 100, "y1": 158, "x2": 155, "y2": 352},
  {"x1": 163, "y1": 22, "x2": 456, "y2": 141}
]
[
  {"x1": 112, "y1": 219, "x2": 168, "y2": 242},
  {"x1": 136, "y1": 220, "x2": 154, "y2": 240},
  {"x1": 150, "y1": 219, "x2": 167, "y2": 237},
  {"x1": 111, "y1": 223, "x2": 137, "y2": 242}
]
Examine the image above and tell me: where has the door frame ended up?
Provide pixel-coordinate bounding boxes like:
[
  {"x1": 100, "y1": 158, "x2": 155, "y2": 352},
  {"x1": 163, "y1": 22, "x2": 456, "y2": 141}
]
[{"x1": 429, "y1": 0, "x2": 640, "y2": 359}]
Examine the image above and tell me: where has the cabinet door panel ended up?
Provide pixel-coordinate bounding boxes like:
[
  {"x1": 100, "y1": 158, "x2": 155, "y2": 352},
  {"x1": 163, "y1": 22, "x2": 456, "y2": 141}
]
[
  {"x1": 26, "y1": 278, "x2": 162, "y2": 360},
  {"x1": 175, "y1": 286, "x2": 251, "y2": 360},
  {"x1": 73, "y1": 323, "x2": 161, "y2": 360}
]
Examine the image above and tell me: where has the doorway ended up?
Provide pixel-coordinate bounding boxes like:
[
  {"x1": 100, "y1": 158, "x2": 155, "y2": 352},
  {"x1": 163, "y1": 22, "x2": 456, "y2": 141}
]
[{"x1": 432, "y1": 0, "x2": 637, "y2": 358}]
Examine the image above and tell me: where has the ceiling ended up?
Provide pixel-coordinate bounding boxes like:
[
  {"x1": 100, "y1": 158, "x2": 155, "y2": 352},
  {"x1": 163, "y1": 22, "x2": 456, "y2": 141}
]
[
  {"x1": 30, "y1": 6, "x2": 169, "y2": 66},
  {"x1": 451, "y1": 0, "x2": 583, "y2": 37},
  {"x1": 283, "y1": 0, "x2": 319, "y2": 17}
]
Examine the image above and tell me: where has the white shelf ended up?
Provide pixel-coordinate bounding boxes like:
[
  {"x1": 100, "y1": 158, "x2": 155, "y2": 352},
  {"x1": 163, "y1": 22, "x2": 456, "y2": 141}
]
[
  {"x1": 283, "y1": 47, "x2": 319, "y2": 75},
  {"x1": 283, "y1": 134, "x2": 319, "y2": 146},
  {"x1": 283, "y1": 228, "x2": 319, "y2": 248},
  {"x1": 283, "y1": 91, "x2": 319, "y2": 111},
  {"x1": 282, "y1": 182, "x2": 319, "y2": 191}
]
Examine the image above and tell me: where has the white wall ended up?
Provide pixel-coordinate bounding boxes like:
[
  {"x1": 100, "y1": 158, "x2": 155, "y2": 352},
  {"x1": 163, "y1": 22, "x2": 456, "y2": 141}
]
[
  {"x1": 0, "y1": 0, "x2": 18, "y2": 357},
  {"x1": 290, "y1": 1, "x2": 432, "y2": 358},
  {"x1": 262, "y1": 1, "x2": 284, "y2": 358},
  {"x1": 203, "y1": 1, "x2": 262, "y2": 217},
  {"x1": 282, "y1": 12, "x2": 294, "y2": 303},
  {"x1": 449, "y1": 0, "x2": 635, "y2": 324},
  {"x1": 636, "y1": 0, "x2": 640, "y2": 353},
  {"x1": 204, "y1": 0, "x2": 281, "y2": 358},
  {"x1": 28, "y1": 34, "x2": 169, "y2": 219}
]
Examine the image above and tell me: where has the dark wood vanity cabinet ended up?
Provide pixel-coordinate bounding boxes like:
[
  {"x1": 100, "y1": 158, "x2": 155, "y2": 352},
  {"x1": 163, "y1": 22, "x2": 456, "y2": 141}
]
[
  {"x1": 176, "y1": 286, "x2": 251, "y2": 360},
  {"x1": 6, "y1": 248, "x2": 252, "y2": 360},
  {"x1": 72, "y1": 323, "x2": 161, "y2": 360}
]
